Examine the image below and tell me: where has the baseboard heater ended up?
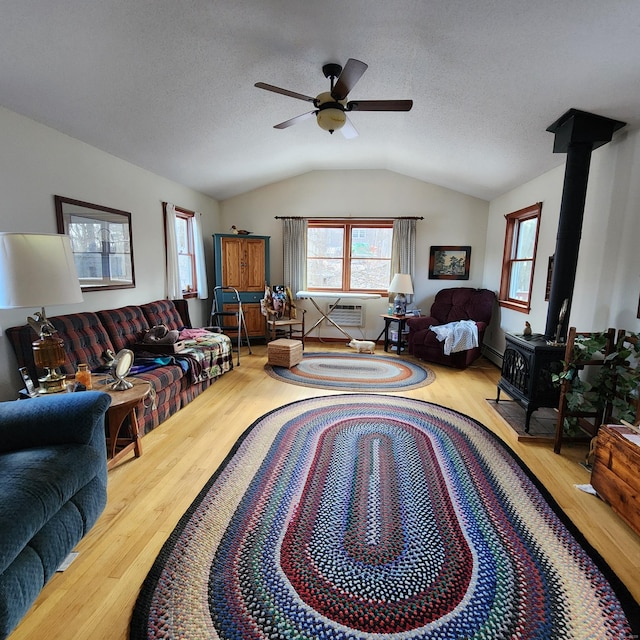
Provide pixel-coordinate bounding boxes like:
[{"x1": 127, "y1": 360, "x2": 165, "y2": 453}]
[
  {"x1": 482, "y1": 343, "x2": 503, "y2": 368},
  {"x1": 325, "y1": 303, "x2": 365, "y2": 327}
]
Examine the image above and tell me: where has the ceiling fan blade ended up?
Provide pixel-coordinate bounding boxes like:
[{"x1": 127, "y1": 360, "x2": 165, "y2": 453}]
[
  {"x1": 347, "y1": 99, "x2": 413, "y2": 112},
  {"x1": 274, "y1": 110, "x2": 316, "y2": 129},
  {"x1": 255, "y1": 82, "x2": 316, "y2": 103},
  {"x1": 332, "y1": 58, "x2": 368, "y2": 100},
  {"x1": 340, "y1": 116, "x2": 358, "y2": 139}
]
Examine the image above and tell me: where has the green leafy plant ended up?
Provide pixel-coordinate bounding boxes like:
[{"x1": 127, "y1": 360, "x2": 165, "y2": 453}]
[{"x1": 552, "y1": 331, "x2": 640, "y2": 435}]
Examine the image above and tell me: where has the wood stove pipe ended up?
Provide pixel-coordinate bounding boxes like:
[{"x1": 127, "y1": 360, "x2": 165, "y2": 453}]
[{"x1": 544, "y1": 109, "x2": 625, "y2": 341}]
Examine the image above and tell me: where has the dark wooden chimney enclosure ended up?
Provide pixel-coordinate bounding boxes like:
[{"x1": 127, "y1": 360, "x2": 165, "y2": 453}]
[{"x1": 497, "y1": 109, "x2": 625, "y2": 432}]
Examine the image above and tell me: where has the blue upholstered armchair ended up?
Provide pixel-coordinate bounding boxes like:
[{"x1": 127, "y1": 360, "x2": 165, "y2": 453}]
[{"x1": 0, "y1": 391, "x2": 111, "y2": 639}]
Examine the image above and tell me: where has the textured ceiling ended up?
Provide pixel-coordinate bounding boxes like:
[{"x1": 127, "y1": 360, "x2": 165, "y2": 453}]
[{"x1": 1, "y1": 1, "x2": 639, "y2": 201}]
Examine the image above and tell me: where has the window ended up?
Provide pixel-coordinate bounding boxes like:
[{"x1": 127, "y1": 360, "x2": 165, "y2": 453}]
[
  {"x1": 307, "y1": 220, "x2": 393, "y2": 293},
  {"x1": 164, "y1": 204, "x2": 198, "y2": 297},
  {"x1": 499, "y1": 203, "x2": 542, "y2": 312}
]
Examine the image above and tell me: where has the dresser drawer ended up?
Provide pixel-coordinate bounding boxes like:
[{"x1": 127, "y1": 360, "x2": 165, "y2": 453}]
[{"x1": 591, "y1": 425, "x2": 640, "y2": 536}]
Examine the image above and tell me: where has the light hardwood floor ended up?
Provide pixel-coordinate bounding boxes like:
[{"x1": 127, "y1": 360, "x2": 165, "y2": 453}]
[{"x1": 8, "y1": 343, "x2": 640, "y2": 639}]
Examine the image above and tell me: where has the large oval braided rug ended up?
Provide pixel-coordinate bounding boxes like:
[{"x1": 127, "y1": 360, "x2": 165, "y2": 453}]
[
  {"x1": 130, "y1": 395, "x2": 639, "y2": 639},
  {"x1": 264, "y1": 352, "x2": 435, "y2": 391}
]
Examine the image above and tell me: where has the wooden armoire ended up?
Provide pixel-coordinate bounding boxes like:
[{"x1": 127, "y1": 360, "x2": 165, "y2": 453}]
[{"x1": 212, "y1": 234, "x2": 270, "y2": 340}]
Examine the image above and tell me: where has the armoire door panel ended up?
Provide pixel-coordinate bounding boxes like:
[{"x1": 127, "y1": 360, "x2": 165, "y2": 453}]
[
  {"x1": 220, "y1": 237, "x2": 244, "y2": 288},
  {"x1": 245, "y1": 239, "x2": 266, "y2": 291}
]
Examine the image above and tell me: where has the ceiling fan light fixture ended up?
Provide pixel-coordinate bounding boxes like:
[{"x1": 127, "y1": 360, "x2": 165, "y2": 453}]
[
  {"x1": 316, "y1": 106, "x2": 346, "y2": 133},
  {"x1": 315, "y1": 92, "x2": 346, "y2": 133}
]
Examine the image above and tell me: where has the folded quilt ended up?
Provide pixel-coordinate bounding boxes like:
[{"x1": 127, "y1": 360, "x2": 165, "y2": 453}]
[
  {"x1": 178, "y1": 332, "x2": 233, "y2": 382},
  {"x1": 179, "y1": 328, "x2": 221, "y2": 340},
  {"x1": 430, "y1": 320, "x2": 478, "y2": 355}
]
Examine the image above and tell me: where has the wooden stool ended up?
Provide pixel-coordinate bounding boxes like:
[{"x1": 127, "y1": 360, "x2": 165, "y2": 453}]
[{"x1": 267, "y1": 338, "x2": 303, "y2": 368}]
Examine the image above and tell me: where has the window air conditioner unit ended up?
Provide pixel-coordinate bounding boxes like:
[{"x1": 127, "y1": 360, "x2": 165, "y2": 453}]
[{"x1": 326, "y1": 303, "x2": 365, "y2": 327}]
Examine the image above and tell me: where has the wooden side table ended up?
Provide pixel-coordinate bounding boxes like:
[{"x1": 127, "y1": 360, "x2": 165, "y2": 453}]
[{"x1": 94, "y1": 376, "x2": 152, "y2": 470}]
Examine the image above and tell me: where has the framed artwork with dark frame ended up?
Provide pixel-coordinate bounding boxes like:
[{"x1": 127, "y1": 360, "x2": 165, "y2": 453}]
[
  {"x1": 55, "y1": 195, "x2": 135, "y2": 291},
  {"x1": 545, "y1": 255, "x2": 554, "y2": 301},
  {"x1": 429, "y1": 246, "x2": 471, "y2": 280}
]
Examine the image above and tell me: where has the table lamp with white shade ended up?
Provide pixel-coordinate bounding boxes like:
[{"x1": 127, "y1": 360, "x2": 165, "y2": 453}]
[
  {"x1": 388, "y1": 273, "x2": 414, "y2": 316},
  {"x1": 0, "y1": 232, "x2": 83, "y2": 393}
]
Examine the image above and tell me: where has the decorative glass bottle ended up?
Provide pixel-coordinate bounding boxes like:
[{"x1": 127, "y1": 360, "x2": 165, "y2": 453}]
[{"x1": 75, "y1": 363, "x2": 92, "y2": 389}]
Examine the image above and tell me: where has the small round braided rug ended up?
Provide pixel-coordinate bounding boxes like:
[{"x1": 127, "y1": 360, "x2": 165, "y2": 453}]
[{"x1": 264, "y1": 351, "x2": 435, "y2": 391}]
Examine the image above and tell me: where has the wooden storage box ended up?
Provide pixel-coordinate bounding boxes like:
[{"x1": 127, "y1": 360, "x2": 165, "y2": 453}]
[
  {"x1": 590, "y1": 424, "x2": 640, "y2": 536},
  {"x1": 267, "y1": 338, "x2": 303, "y2": 368}
]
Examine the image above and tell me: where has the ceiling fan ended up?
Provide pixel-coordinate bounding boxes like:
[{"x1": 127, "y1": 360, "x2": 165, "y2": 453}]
[{"x1": 255, "y1": 58, "x2": 413, "y2": 138}]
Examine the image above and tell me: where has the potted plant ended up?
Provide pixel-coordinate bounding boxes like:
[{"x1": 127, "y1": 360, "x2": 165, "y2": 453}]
[{"x1": 552, "y1": 331, "x2": 640, "y2": 435}]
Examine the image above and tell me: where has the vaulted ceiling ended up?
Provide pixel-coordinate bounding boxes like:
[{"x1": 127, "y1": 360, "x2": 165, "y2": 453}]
[{"x1": 1, "y1": 1, "x2": 639, "y2": 202}]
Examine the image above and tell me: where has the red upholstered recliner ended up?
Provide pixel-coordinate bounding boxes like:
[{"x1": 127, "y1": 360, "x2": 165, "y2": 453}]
[{"x1": 407, "y1": 287, "x2": 496, "y2": 369}]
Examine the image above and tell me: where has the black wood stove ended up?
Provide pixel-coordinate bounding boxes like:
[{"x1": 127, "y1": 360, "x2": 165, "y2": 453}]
[
  {"x1": 497, "y1": 109, "x2": 625, "y2": 431},
  {"x1": 497, "y1": 334, "x2": 564, "y2": 431}
]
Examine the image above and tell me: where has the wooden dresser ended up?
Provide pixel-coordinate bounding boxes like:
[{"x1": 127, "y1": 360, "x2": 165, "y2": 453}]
[{"x1": 590, "y1": 424, "x2": 640, "y2": 536}]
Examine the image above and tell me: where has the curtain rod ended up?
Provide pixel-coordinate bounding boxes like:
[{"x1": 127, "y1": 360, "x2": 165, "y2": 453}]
[{"x1": 274, "y1": 216, "x2": 423, "y2": 220}]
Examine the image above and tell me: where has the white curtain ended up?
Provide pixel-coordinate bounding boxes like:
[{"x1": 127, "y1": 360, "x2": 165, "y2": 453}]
[
  {"x1": 165, "y1": 203, "x2": 181, "y2": 299},
  {"x1": 283, "y1": 217, "x2": 307, "y2": 298},
  {"x1": 391, "y1": 218, "x2": 417, "y2": 303},
  {"x1": 193, "y1": 211, "x2": 208, "y2": 299}
]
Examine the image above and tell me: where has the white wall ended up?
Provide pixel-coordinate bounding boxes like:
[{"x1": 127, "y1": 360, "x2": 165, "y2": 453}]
[
  {"x1": 0, "y1": 107, "x2": 220, "y2": 400},
  {"x1": 482, "y1": 128, "x2": 640, "y2": 362},
  {"x1": 221, "y1": 170, "x2": 489, "y2": 342}
]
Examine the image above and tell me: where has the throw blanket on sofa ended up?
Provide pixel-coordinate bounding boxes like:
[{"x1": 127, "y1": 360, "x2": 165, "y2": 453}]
[
  {"x1": 133, "y1": 332, "x2": 233, "y2": 382},
  {"x1": 430, "y1": 320, "x2": 478, "y2": 355},
  {"x1": 179, "y1": 331, "x2": 233, "y2": 381}
]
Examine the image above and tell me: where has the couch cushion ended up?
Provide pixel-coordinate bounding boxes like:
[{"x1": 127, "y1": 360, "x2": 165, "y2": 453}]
[
  {"x1": 0, "y1": 476, "x2": 107, "y2": 639},
  {"x1": 31, "y1": 478, "x2": 106, "y2": 579},
  {"x1": 0, "y1": 444, "x2": 102, "y2": 574},
  {"x1": 97, "y1": 305, "x2": 149, "y2": 352},
  {"x1": 54, "y1": 312, "x2": 118, "y2": 374},
  {"x1": 6, "y1": 312, "x2": 116, "y2": 381},
  {"x1": 0, "y1": 546, "x2": 45, "y2": 639},
  {"x1": 140, "y1": 299, "x2": 186, "y2": 332}
]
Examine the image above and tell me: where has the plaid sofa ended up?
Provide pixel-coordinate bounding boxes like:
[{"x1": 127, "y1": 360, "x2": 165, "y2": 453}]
[{"x1": 6, "y1": 300, "x2": 233, "y2": 434}]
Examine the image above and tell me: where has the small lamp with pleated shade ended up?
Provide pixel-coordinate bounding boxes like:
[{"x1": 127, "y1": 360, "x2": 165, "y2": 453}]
[{"x1": 388, "y1": 273, "x2": 414, "y2": 316}]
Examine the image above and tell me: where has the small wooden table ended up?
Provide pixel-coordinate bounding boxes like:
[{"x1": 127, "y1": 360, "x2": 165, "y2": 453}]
[
  {"x1": 94, "y1": 376, "x2": 152, "y2": 470},
  {"x1": 378, "y1": 314, "x2": 412, "y2": 354}
]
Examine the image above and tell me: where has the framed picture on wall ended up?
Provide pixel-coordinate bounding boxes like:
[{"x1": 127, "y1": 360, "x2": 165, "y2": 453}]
[
  {"x1": 545, "y1": 255, "x2": 554, "y2": 301},
  {"x1": 55, "y1": 195, "x2": 135, "y2": 291},
  {"x1": 429, "y1": 246, "x2": 471, "y2": 280}
]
